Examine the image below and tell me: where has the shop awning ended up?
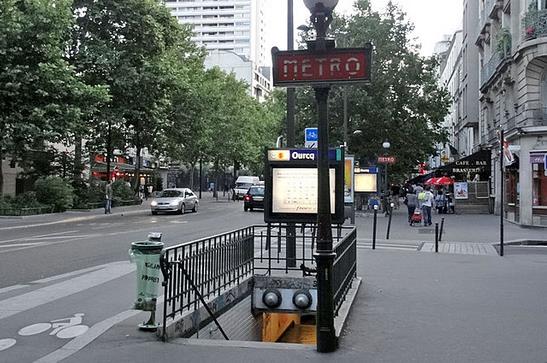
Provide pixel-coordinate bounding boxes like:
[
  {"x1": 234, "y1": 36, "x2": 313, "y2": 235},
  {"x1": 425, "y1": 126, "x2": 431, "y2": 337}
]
[{"x1": 409, "y1": 149, "x2": 492, "y2": 184}]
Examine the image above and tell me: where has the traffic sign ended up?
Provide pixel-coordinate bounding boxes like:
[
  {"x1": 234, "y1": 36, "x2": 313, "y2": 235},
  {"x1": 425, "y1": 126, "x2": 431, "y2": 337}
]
[
  {"x1": 305, "y1": 128, "x2": 318, "y2": 142},
  {"x1": 378, "y1": 156, "x2": 396, "y2": 164},
  {"x1": 272, "y1": 45, "x2": 373, "y2": 88},
  {"x1": 305, "y1": 127, "x2": 318, "y2": 148}
]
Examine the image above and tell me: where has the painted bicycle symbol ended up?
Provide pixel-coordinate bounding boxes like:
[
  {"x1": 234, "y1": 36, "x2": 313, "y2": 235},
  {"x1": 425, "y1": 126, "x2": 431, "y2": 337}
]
[{"x1": 18, "y1": 313, "x2": 89, "y2": 339}]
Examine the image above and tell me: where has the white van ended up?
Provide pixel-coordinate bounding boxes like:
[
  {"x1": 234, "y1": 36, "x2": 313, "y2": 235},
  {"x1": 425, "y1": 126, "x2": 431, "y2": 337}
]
[{"x1": 234, "y1": 176, "x2": 260, "y2": 199}]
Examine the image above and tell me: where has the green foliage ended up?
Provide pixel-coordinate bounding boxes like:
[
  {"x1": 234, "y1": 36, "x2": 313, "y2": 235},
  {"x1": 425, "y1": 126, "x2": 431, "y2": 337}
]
[
  {"x1": 112, "y1": 180, "x2": 134, "y2": 201},
  {"x1": 34, "y1": 176, "x2": 74, "y2": 211},
  {"x1": 0, "y1": 192, "x2": 44, "y2": 209},
  {"x1": 496, "y1": 28, "x2": 512, "y2": 56},
  {"x1": 0, "y1": 0, "x2": 107, "y2": 194}
]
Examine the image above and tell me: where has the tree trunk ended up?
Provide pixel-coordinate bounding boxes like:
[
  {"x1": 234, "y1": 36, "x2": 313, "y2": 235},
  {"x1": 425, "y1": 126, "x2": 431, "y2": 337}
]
[
  {"x1": 189, "y1": 162, "x2": 196, "y2": 191},
  {"x1": 73, "y1": 135, "x2": 83, "y2": 185},
  {"x1": 134, "y1": 143, "x2": 142, "y2": 197},
  {"x1": 0, "y1": 148, "x2": 4, "y2": 196},
  {"x1": 213, "y1": 159, "x2": 219, "y2": 200},
  {"x1": 106, "y1": 120, "x2": 112, "y2": 182}
]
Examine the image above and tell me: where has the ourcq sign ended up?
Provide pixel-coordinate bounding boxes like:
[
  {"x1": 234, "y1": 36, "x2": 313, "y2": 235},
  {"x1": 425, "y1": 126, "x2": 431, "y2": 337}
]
[{"x1": 272, "y1": 45, "x2": 373, "y2": 87}]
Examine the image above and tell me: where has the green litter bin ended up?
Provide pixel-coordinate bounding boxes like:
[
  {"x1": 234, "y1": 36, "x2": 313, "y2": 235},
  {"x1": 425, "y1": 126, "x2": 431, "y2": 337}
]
[{"x1": 129, "y1": 241, "x2": 164, "y2": 311}]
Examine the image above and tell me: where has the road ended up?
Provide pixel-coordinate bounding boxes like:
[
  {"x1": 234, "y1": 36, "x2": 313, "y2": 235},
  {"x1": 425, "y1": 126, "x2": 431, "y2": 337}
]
[{"x1": 0, "y1": 198, "x2": 263, "y2": 288}]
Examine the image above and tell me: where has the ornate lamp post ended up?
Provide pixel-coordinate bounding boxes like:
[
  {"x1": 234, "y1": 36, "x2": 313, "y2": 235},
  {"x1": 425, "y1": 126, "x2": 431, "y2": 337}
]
[
  {"x1": 303, "y1": 0, "x2": 338, "y2": 353},
  {"x1": 382, "y1": 140, "x2": 391, "y2": 195}
]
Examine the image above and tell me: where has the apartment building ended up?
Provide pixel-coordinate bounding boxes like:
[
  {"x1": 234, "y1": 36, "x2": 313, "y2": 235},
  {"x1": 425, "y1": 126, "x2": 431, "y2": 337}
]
[
  {"x1": 476, "y1": 0, "x2": 547, "y2": 226},
  {"x1": 162, "y1": 0, "x2": 271, "y2": 101}
]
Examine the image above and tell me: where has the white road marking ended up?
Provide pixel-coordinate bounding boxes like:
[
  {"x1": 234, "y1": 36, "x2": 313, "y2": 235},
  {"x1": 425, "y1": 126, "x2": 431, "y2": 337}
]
[
  {"x1": 31, "y1": 265, "x2": 107, "y2": 284},
  {"x1": 0, "y1": 262, "x2": 135, "y2": 321},
  {"x1": 0, "y1": 284, "x2": 29, "y2": 295},
  {"x1": 0, "y1": 338, "x2": 16, "y2": 352},
  {"x1": 33, "y1": 296, "x2": 164, "y2": 363},
  {"x1": 0, "y1": 243, "x2": 46, "y2": 248}
]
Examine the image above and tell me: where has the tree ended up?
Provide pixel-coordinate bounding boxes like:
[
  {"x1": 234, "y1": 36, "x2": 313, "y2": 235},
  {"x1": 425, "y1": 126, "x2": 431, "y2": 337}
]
[
  {"x1": 291, "y1": 0, "x2": 450, "y2": 181},
  {"x1": 69, "y1": 0, "x2": 202, "y2": 192},
  {"x1": 0, "y1": 0, "x2": 106, "y2": 195}
]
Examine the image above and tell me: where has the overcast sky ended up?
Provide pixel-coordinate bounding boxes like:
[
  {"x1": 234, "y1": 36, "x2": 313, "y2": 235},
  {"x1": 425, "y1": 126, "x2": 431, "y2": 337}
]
[{"x1": 266, "y1": 0, "x2": 463, "y2": 60}]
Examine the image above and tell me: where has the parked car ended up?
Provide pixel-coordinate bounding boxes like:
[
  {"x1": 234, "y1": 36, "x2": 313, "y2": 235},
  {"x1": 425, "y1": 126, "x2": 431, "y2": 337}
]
[
  {"x1": 243, "y1": 185, "x2": 265, "y2": 211},
  {"x1": 150, "y1": 188, "x2": 198, "y2": 215},
  {"x1": 234, "y1": 176, "x2": 260, "y2": 199}
]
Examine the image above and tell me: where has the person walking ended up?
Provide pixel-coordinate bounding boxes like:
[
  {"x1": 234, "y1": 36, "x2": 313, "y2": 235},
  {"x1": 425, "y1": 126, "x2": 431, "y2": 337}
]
[
  {"x1": 404, "y1": 187, "x2": 418, "y2": 225},
  {"x1": 104, "y1": 180, "x2": 113, "y2": 214},
  {"x1": 421, "y1": 186, "x2": 434, "y2": 226}
]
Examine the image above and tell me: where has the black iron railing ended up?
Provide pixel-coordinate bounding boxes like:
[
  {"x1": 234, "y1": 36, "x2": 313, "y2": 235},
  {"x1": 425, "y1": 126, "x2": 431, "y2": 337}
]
[
  {"x1": 160, "y1": 226, "x2": 254, "y2": 334},
  {"x1": 160, "y1": 224, "x2": 357, "y2": 336},
  {"x1": 333, "y1": 227, "x2": 357, "y2": 315}
]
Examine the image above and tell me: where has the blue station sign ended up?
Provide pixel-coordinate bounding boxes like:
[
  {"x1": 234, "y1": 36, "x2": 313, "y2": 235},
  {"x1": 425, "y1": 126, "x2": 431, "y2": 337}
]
[{"x1": 268, "y1": 149, "x2": 342, "y2": 162}]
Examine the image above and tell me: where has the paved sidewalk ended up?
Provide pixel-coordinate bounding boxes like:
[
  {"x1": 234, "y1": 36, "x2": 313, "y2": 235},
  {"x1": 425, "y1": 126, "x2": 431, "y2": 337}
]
[{"x1": 353, "y1": 207, "x2": 547, "y2": 246}]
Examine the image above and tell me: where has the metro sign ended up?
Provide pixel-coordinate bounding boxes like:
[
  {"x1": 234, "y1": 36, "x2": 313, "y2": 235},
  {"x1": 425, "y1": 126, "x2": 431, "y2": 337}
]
[
  {"x1": 378, "y1": 156, "x2": 396, "y2": 164},
  {"x1": 272, "y1": 45, "x2": 373, "y2": 87}
]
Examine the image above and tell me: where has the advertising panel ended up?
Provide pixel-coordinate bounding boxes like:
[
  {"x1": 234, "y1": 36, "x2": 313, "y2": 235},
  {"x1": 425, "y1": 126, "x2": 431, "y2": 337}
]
[
  {"x1": 454, "y1": 182, "x2": 469, "y2": 200},
  {"x1": 355, "y1": 173, "x2": 377, "y2": 193},
  {"x1": 344, "y1": 156, "x2": 355, "y2": 204}
]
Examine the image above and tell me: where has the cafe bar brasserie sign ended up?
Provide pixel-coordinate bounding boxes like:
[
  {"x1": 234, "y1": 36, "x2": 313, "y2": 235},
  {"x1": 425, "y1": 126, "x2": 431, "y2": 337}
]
[{"x1": 452, "y1": 159, "x2": 489, "y2": 175}]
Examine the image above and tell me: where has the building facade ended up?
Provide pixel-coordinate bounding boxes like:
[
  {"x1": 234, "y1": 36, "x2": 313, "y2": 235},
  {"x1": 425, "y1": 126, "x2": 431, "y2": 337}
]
[
  {"x1": 162, "y1": 0, "x2": 271, "y2": 100},
  {"x1": 477, "y1": 0, "x2": 547, "y2": 226},
  {"x1": 435, "y1": 31, "x2": 463, "y2": 169}
]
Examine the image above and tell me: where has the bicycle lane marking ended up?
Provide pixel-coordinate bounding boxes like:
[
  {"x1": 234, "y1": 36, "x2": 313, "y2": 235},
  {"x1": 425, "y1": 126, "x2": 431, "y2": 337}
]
[
  {"x1": 34, "y1": 296, "x2": 164, "y2": 363},
  {"x1": 0, "y1": 261, "x2": 135, "y2": 321}
]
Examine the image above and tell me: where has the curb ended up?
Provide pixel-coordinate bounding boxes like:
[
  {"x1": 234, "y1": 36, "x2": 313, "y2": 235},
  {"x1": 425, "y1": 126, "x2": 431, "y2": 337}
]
[{"x1": 0, "y1": 208, "x2": 149, "y2": 231}]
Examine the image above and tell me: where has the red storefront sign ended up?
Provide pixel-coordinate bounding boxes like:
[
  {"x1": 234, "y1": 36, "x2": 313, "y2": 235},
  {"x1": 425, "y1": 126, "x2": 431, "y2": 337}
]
[
  {"x1": 378, "y1": 156, "x2": 396, "y2": 164},
  {"x1": 272, "y1": 45, "x2": 372, "y2": 87}
]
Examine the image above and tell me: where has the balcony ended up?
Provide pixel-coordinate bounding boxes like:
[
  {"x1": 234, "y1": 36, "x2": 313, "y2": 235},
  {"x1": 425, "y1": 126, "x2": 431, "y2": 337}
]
[
  {"x1": 480, "y1": 30, "x2": 512, "y2": 90},
  {"x1": 523, "y1": 9, "x2": 547, "y2": 41},
  {"x1": 487, "y1": 0, "x2": 502, "y2": 20}
]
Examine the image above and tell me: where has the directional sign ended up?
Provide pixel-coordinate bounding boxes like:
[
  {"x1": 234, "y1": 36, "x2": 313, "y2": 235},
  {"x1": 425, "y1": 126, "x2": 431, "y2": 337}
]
[
  {"x1": 272, "y1": 45, "x2": 373, "y2": 88},
  {"x1": 378, "y1": 156, "x2": 396, "y2": 164},
  {"x1": 305, "y1": 127, "x2": 318, "y2": 148}
]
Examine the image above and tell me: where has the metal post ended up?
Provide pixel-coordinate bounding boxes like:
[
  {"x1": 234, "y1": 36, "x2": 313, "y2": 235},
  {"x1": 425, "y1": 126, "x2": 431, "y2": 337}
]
[
  {"x1": 435, "y1": 223, "x2": 439, "y2": 253},
  {"x1": 386, "y1": 203, "x2": 393, "y2": 240},
  {"x1": 439, "y1": 218, "x2": 445, "y2": 242},
  {"x1": 286, "y1": 0, "x2": 297, "y2": 268},
  {"x1": 199, "y1": 158, "x2": 202, "y2": 199},
  {"x1": 500, "y1": 129, "x2": 504, "y2": 257},
  {"x1": 372, "y1": 207, "x2": 378, "y2": 249},
  {"x1": 314, "y1": 86, "x2": 336, "y2": 353}
]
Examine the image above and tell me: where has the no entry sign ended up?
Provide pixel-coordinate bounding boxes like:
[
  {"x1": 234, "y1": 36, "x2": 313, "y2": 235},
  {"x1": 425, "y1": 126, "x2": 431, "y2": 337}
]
[{"x1": 272, "y1": 45, "x2": 372, "y2": 87}]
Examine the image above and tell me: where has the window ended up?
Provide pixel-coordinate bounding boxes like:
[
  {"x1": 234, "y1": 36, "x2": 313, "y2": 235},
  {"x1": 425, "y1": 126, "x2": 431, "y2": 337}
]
[{"x1": 532, "y1": 162, "x2": 547, "y2": 206}]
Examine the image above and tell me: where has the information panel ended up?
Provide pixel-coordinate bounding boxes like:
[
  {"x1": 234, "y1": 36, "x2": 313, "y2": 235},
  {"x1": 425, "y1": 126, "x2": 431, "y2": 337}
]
[
  {"x1": 264, "y1": 148, "x2": 344, "y2": 224},
  {"x1": 272, "y1": 168, "x2": 336, "y2": 214}
]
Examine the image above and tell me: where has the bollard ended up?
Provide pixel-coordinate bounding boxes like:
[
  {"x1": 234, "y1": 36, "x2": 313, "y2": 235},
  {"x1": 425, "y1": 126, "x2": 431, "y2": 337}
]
[
  {"x1": 372, "y1": 205, "x2": 378, "y2": 250},
  {"x1": 439, "y1": 218, "x2": 445, "y2": 242},
  {"x1": 435, "y1": 223, "x2": 439, "y2": 253},
  {"x1": 386, "y1": 202, "x2": 394, "y2": 240}
]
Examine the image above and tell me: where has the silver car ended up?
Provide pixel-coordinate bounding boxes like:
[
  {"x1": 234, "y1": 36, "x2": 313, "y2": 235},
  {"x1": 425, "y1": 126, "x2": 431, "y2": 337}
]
[{"x1": 150, "y1": 188, "x2": 198, "y2": 215}]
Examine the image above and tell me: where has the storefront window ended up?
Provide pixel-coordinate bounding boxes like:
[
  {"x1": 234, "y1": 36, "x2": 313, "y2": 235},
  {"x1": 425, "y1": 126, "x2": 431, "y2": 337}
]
[
  {"x1": 532, "y1": 163, "x2": 547, "y2": 206},
  {"x1": 506, "y1": 169, "x2": 519, "y2": 205}
]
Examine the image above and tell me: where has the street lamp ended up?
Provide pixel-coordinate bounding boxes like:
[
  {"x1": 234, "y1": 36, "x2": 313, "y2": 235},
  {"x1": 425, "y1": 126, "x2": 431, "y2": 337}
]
[
  {"x1": 304, "y1": 0, "x2": 338, "y2": 354},
  {"x1": 382, "y1": 140, "x2": 390, "y2": 198}
]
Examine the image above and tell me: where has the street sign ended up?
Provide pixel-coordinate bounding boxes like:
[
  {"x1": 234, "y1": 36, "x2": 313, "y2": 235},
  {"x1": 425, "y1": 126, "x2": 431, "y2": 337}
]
[
  {"x1": 272, "y1": 45, "x2": 373, "y2": 88},
  {"x1": 378, "y1": 156, "x2": 396, "y2": 164},
  {"x1": 544, "y1": 154, "x2": 547, "y2": 170},
  {"x1": 305, "y1": 127, "x2": 318, "y2": 148}
]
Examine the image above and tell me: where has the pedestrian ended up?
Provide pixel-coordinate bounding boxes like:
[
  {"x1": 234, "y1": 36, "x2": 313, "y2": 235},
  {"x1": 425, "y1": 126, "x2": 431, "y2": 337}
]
[
  {"x1": 105, "y1": 180, "x2": 113, "y2": 214},
  {"x1": 421, "y1": 185, "x2": 434, "y2": 226},
  {"x1": 404, "y1": 187, "x2": 418, "y2": 225},
  {"x1": 435, "y1": 190, "x2": 447, "y2": 214}
]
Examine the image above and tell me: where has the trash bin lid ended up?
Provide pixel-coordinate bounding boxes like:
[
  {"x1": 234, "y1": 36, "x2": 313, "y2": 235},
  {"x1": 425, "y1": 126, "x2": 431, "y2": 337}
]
[{"x1": 131, "y1": 241, "x2": 164, "y2": 252}]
